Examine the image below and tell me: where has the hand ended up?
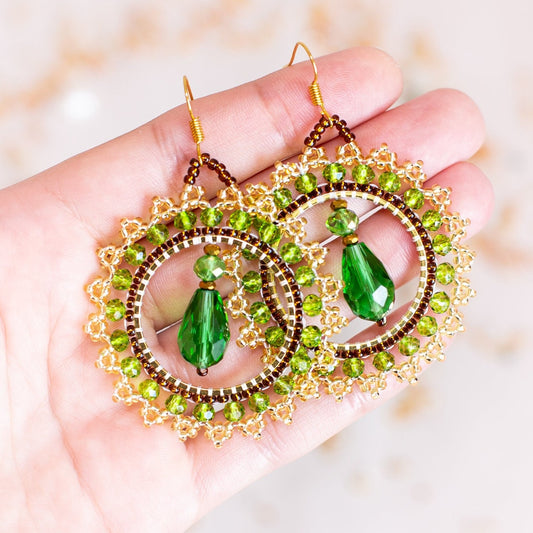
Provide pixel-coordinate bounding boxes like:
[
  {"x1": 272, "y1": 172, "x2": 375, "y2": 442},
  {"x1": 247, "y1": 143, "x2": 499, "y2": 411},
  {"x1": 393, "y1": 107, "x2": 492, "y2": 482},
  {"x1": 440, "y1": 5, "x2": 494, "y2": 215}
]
[{"x1": 0, "y1": 47, "x2": 492, "y2": 532}]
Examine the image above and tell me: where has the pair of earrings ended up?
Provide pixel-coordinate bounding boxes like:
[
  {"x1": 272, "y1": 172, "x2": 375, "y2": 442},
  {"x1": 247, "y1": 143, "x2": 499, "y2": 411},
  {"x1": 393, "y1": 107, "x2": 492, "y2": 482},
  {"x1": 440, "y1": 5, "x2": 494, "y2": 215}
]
[{"x1": 85, "y1": 43, "x2": 475, "y2": 447}]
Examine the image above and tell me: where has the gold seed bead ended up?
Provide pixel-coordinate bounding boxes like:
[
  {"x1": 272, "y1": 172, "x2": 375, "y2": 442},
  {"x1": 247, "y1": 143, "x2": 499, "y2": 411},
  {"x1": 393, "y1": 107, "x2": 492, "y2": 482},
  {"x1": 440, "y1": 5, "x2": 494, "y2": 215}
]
[
  {"x1": 199, "y1": 281, "x2": 216, "y2": 290},
  {"x1": 204, "y1": 244, "x2": 221, "y2": 256},
  {"x1": 331, "y1": 199, "x2": 348, "y2": 211},
  {"x1": 343, "y1": 234, "x2": 359, "y2": 246}
]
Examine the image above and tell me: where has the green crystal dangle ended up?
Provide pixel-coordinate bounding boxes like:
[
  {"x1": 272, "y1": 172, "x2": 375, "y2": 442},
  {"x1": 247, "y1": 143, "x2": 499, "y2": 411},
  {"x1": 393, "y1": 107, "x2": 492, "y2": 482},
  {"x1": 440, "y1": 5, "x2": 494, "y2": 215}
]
[
  {"x1": 326, "y1": 201, "x2": 395, "y2": 324},
  {"x1": 177, "y1": 244, "x2": 230, "y2": 376}
]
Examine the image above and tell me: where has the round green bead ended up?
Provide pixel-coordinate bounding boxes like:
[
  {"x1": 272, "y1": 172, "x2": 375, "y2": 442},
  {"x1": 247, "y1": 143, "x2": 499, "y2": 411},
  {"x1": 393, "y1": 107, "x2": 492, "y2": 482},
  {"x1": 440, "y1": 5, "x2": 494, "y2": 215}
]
[
  {"x1": 325, "y1": 208, "x2": 359, "y2": 236},
  {"x1": 295, "y1": 172, "x2": 317, "y2": 194},
  {"x1": 110, "y1": 329, "x2": 129, "y2": 352},
  {"x1": 224, "y1": 401, "x2": 245, "y2": 422},
  {"x1": 259, "y1": 221, "x2": 281, "y2": 244},
  {"x1": 174, "y1": 211, "x2": 197, "y2": 230},
  {"x1": 146, "y1": 223, "x2": 169, "y2": 245},
  {"x1": 273, "y1": 376, "x2": 294, "y2": 395},
  {"x1": 252, "y1": 216, "x2": 265, "y2": 231},
  {"x1": 352, "y1": 164, "x2": 375, "y2": 184},
  {"x1": 200, "y1": 207, "x2": 223, "y2": 227},
  {"x1": 229, "y1": 210, "x2": 252, "y2": 231},
  {"x1": 433, "y1": 234, "x2": 452, "y2": 256},
  {"x1": 248, "y1": 392, "x2": 270, "y2": 413},
  {"x1": 398, "y1": 335, "x2": 420, "y2": 356},
  {"x1": 280, "y1": 243, "x2": 302, "y2": 264},
  {"x1": 112, "y1": 269, "x2": 132, "y2": 291},
  {"x1": 139, "y1": 379, "x2": 160, "y2": 401},
  {"x1": 265, "y1": 326, "x2": 285, "y2": 347},
  {"x1": 301, "y1": 325, "x2": 322, "y2": 348},
  {"x1": 165, "y1": 394, "x2": 187, "y2": 415},
  {"x1": 342, "y1": 358, "x2": 364, "y2": 378},
  {"x1": 241, "y1": 248, "x2": 258, "y2": 260},
  {"x1": 120, "y1": 356, "x2": 141, "y2": 378},
  {"x1": 403, "y1": 188, "x2": 425, "y2": 209},
  {"x1": 124, "y1": 243, "x2": 146, "y2": 266},
  {"x1": 436, "y1": 263, "x2": 456, "y2": 285},
  {"x1": 249, "y1": 302, "x2": 271, "y2": 324},
  {"x1": 430, "y1": 291, "x2": 451, "y2": 314},
  {"x1": 421, "y1": 210, "x2": 443, "y2": 231},
  {"x1": 242, "y1": 271, "x2": 262, "y2": 293},
  {"x1": 273, "y1": 188, "x2": 293, "y2": 209},
  {"x1": 302, "y1": 294, "x2": 323, "y2": 317},
  {"x1": 316, "y1": 354, "x2": 336, "y2": 376},
  {"x1": 105, "y1": 299, "x2": 126, "y2": 321},
  {"x1": 417, "y1": 316, "x2": 438, "y2": 336},
  {"x1": 193, "y1": 254, "x2": 226, "y2": 281},
  {"x1": 295, "y1": 266, "x2": 315, "y2": 287},
  {"x1": 379, "y1": 171, "x2": 401, "y2": 193},
  {"x1": 193, "y1": 403, "x2": 215, "y2": 422},
  {"x1": 373, "y1": 351, "x2": 395, "y2": 372},
  {"x1": 290, "y1": 350, "x2": 312, "y2": 374},
  {"x1": 323, "y1": 163, "x2": 346, "y2": 183}
]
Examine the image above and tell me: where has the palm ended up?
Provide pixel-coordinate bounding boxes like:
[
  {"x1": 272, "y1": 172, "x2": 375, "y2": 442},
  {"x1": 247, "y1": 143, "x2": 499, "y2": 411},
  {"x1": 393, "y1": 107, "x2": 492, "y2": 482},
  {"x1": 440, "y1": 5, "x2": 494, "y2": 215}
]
[{"x1": 0, "y1": 47, "x2": 492, "y2": 532}]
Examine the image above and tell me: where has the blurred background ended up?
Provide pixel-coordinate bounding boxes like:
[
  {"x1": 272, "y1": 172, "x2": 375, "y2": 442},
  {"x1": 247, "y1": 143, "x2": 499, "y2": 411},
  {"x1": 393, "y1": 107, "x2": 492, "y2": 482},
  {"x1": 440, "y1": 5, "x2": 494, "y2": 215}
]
[{"x1": 1, "y1": 0, "x2": 531, "y2": 531}]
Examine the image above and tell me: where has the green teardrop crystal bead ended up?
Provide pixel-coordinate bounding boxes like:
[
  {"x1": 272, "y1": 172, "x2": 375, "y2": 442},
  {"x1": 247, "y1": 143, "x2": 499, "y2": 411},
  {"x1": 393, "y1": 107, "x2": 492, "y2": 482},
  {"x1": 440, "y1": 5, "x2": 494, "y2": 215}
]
[
  {"x1": 177, "y1": 289, "x2": 230, "y2": 371},
  {"x1": 342, "y1": 242, "x2": 395, "y2": 322}
]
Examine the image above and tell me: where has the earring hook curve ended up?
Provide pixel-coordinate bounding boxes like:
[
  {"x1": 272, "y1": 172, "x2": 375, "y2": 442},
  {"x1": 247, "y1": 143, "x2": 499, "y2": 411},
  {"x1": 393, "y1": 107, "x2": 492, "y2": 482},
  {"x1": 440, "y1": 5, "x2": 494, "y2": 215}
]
[{"x1": 183, "y1": 75, "x2": 205, "y2": 163}]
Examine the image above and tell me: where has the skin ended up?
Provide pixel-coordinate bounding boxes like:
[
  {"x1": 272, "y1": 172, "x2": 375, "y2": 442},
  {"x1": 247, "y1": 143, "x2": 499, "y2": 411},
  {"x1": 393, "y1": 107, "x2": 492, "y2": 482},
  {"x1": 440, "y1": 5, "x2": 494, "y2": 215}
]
[{"x1": 0, "y1": 47, "x2": 493, "y2": 532}]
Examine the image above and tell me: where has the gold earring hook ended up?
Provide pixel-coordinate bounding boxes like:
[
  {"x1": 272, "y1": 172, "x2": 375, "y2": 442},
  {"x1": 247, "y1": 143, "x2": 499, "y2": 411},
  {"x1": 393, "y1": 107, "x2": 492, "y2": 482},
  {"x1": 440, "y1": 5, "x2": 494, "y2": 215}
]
[
  {"x1": 287, "y1": 42, "x2": 331, "y2": 121},
  {"x1": 183, "y1": 75, "x2": 205, "y2": 163}
]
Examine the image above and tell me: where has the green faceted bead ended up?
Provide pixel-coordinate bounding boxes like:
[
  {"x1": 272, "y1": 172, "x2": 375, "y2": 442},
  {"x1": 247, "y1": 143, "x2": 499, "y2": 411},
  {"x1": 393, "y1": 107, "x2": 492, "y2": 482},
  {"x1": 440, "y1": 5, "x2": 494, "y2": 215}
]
[
  {"x1": 417, "y1": 316, "x2": 438, "y2": 336},
  {"x1": 259, "y1": 221, "x2": 281, "y2": 244},
  {"x1": 323, "y1": 163, "x2": 346, "y2": 183},
  {"x1": 398, "y1": 335, "x2": 420, "y2": 356},
  {"x1": 174, "y1": 211, "x2": 197, "y2": 230},
  {"x1": 124, "y1": 243, "x2": 146, "y2": 266},
  {"x1": 200, "y1": 207, "x2": 223, "y2": 227},
  {"x1": 302, "y1": 325, "x2": 322, "y2": 348},
  {"x1": 252, "y1": 216, "x2": 266, "y2": 231},
  {"x1": 352, "y1": 164, "x2": 375, "y2": 184},
  {"x1": 342, "y1": 358, "x2": 364, "y2": 378},
  {"x1": 193, "y1": 403, "x2": 215, "y2": 422},
  {"x1": 295, "y1": 172, "x2": 317, "y2": 194},
  {"x1": 273, "y1": 188, "x2": 293, "y2": 209},
  {"x1": 249, "y1": 302, "x2": 271, "y2": 324},
  {"x1": 120, "y1": 356, "x2": 141, "y2": 378},
  {"x1": 433, "y1": 234, "x2": 452, "y2": 256},
  {"x1": 265, "y1": 326, "x2": 285, "y2": 347},
  {"x1": 403, "y1": 188, "x2": 425, "y2": 209},
  {"x1": 229, "y1": 210, "x2": 252, "y2": 231},
  {"x1": 178, "y1": 289, "x2": 230, "y2": 370},
  {"x1": 274, "y1": 376, "x2": 294, "y2": 395},
  {"x1": 280, "y1": 243, "x2": 302, "y2": 264},
  {"x1": 379, "y1": 171, "x2": 401, "y2": 193},
  {"x1": 430, "y1": 291, "x2": 450, "y2": 314},
  {"x1": 421, "y1": 210, "x2": 443, "y2": 231},
  {"x1": 373, "y1": 351, "x2": 394, "y2": 372},
  {"x1": 146, "y1": 223, "x2": 169, "y2": 245},
  {"x1": 106, "y1": 299, "x2": 126, "y2": 321},
  {"x1": 326, "y1": 208, "x2": 359, "y2": 236},
  {"x1": 242, "y1": 271, "x2": 262, "y2": 293},
  {"x1": 110, "y1": 329, "x2": 129, "y2": 352},
  {"x1": 303, "y1": 294, "x2": 323, "y2": 317},
  {"x1": 166, "y1": 394, "x2": 187, "y2": 415},
  {"x1": 248, "y1": 392, "x2": 270, "y2": 413},
  {"x1": 436, "y1": 263, "x2": 456, "y2": 285},
  {"x1": 342, "y1": 243, "x2": 395, "y2": 321},
  {"x1": 290, "y1": 350, "x2": 312, "y2": 374},
  {"x1": 193, "y1": 254, "x2": 226, "y2": 281},
  {"x1": 139, "y1": 379, "x2": 160, "y2": 401},
  {"x1": 295, "y1": 266, "x2": 315, "y2": 287},
  {"x1": 112, "y1": 269, "x2": 132, "y2": 291},
  {"x1": 241, "y1": 248, "x2": 258, "y2": 260},
  {"x1": 224, "y1": 401, "x2": 245, "y2": 422}
]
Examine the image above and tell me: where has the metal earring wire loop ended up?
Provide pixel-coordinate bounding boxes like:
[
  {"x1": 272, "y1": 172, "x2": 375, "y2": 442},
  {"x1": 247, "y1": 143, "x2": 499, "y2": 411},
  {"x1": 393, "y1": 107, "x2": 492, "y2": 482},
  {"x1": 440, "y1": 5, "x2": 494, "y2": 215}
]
[
  {"x1": 287, "y1": 42, "x2": 332, "y2": 121},
  {"x1": 183, "y1": 75, "x2": 205, "y2": 163}
]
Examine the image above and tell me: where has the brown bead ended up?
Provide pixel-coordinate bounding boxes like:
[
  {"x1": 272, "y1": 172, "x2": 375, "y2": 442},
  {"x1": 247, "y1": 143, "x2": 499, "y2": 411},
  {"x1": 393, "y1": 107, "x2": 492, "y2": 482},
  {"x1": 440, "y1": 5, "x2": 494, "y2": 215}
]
[
  {"x1": 204, "y1": 244, "x2": 221, "y2": 256},
  {"x1": 331, "y1": 199, "x2": 348, "y2": 211}
]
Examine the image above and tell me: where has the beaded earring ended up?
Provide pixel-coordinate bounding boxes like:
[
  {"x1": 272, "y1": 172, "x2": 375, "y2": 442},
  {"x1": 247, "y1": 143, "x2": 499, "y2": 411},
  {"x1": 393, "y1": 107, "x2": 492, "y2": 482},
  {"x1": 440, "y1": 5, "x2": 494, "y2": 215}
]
[{"x1": 259, "y1": 42, "x2": 476, "y2": 400}]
